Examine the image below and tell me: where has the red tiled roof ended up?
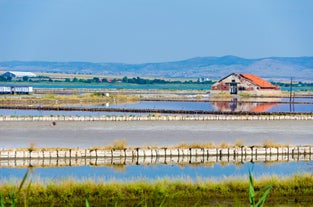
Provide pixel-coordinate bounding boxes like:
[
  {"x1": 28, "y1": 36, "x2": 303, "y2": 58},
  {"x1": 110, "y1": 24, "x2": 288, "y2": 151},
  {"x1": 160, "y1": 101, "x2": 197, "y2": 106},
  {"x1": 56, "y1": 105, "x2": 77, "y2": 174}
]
[{"x1": 240, "y1": 74, "x2": 276, "y2": 88}]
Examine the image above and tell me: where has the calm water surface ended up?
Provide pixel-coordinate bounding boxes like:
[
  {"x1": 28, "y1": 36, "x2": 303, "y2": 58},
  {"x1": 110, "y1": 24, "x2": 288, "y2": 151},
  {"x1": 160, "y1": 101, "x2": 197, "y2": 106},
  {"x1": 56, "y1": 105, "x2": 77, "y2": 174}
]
[
  {"x1": 1, "y1": 161, "x2": 311, "y2": 182},
  {"x1": 0, "y1": 99, "x2": 312, "y2": 116}
]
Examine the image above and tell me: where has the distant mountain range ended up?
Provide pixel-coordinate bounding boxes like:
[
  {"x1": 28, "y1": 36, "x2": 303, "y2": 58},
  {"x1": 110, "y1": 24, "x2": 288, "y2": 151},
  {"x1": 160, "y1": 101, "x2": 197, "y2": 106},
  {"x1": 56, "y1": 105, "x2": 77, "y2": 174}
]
[{"x1": 1, "y1": 56, "x2": 313, "y2": 81}]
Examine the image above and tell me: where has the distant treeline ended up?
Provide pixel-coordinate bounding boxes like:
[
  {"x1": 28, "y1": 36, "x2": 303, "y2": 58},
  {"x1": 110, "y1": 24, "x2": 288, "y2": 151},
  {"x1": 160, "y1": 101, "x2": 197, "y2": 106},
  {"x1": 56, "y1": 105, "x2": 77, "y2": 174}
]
[
  {"x1": 1, "y1": 75, "x2": 215, "y2": 85},
  {"x1": 67, "y1": 76, "x2": 216, "y2": 84},
  {"x1": 271, "y1": 81, "x2": 313, "y2": 87},
  {"x1": 1, "y1": 75, "x2": 313, "y2": 87}
]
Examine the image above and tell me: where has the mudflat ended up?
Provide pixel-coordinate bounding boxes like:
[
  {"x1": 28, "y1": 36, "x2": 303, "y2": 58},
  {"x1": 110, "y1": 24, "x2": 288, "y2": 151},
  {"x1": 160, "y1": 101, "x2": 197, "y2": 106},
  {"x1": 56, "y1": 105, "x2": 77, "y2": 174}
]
[{"x1": 0, "y1": 120, "x2": 312, "y2": 148}]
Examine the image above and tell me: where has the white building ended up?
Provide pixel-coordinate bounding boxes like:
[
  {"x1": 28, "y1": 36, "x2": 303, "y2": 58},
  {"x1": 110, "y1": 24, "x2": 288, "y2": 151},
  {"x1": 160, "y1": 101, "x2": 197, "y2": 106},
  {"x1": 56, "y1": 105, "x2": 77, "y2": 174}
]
[
  {"x1": 0, "y1": 86, "x2": 33, "y2": 94},
  {"x1": 1, "y1": 71, "x2": 37, "y2": 79}
]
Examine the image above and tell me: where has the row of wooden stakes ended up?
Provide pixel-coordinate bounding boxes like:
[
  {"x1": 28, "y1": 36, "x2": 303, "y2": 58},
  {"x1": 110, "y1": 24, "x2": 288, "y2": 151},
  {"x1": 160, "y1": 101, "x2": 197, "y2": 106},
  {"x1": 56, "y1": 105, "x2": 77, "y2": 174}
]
[{"x1": 1, "y1": 146, "x2": 312, "y2": 160}]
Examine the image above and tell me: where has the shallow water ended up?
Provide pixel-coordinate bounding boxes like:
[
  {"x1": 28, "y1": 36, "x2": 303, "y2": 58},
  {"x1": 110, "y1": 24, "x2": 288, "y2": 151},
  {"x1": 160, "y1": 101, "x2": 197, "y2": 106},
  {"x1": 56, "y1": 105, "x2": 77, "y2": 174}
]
[
  {"x1": 1, "y1": 161, "x2": 311, "y2": 182},
  {"x1": 0, "y1": 99, "x2": 312, "y2": 117}
]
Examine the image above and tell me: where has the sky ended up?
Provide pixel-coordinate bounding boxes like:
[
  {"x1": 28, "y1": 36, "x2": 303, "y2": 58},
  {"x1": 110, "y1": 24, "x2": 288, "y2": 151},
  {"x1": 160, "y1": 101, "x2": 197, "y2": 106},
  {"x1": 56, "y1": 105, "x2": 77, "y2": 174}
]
[{"x1": 0, "y1": 0, "x2": 313, "y2": 63}]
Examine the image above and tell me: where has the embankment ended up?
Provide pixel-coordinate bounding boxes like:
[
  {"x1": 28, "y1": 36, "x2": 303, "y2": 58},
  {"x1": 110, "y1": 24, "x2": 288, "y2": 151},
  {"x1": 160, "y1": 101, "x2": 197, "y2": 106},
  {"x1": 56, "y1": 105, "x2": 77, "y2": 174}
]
[
  {"x1": 1, "y1": 145, "x2": 312, "y2": 168},
  {"x1": 1, "y1": 114, "x2": 313, "y2": 121}
]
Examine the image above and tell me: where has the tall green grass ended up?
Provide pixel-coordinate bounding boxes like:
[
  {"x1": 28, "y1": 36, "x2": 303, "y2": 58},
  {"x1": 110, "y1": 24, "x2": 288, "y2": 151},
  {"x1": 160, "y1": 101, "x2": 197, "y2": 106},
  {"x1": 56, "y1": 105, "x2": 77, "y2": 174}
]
[
  {"x1": 249, "y1": 169, "x2": 272, "y2": 207},
  {"x1": 0, "y1": 172, "x2": 312, "y2": 206},
  {"x1": 0, "y1": 170, "x2": 31, "y2": 207}
]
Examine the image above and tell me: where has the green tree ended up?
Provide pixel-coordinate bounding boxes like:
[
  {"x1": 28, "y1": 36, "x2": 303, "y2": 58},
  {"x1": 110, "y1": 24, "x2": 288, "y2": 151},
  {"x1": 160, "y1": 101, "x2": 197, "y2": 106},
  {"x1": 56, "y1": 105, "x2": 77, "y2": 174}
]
[
  {"x1": 22, "y1": 76, "x2": 29, "y2": 81},
  {"x1": 93, "y1": 77, "x2": 100, "y2": 83},
  {"x1": 122, "y1": 76, "x2": 128, "y2": 83}
]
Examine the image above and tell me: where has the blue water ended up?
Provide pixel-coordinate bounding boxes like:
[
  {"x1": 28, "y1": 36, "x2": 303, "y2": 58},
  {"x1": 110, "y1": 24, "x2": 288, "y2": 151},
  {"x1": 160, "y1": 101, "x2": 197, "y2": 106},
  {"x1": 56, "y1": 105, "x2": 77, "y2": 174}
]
[
  {"x1": 1, "y1": 161, "x2": 311, "y2": 182},
  {"x1": 281, "y1": 97, "x2": 313, "y2": 103},
  {"x1": 1, "y1": 99, "x2": 312, "y2": 116},
  {"x1": 108, "y1": 101, "x2": 313, "y2": 112},
  {"x1": 268, "y1": 103, "x2": 313, "y2": 112}
]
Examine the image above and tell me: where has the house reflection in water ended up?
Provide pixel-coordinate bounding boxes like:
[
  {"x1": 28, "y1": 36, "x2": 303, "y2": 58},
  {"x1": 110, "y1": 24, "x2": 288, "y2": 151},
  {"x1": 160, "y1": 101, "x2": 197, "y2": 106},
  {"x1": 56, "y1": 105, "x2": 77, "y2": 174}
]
[{"x1": 211, "y1": 98, "x2": 279, "y2": 112}]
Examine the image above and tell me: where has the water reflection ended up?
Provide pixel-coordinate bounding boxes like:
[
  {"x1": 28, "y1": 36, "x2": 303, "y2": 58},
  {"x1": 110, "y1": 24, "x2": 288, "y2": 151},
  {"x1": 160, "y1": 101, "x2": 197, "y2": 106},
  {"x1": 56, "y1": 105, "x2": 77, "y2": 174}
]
[
  {"x1": 210, "y1": 98, "x2": 279, "y2": 112},
  {"x1": 99, "y1": 97, "x2": 312, "y2": 113},
  {"x1": 1, "y1": 161, "x2": 311, "y2": 182},
  {"x1": 0, "y1": 97, "x2": 312, "y2": 116}
]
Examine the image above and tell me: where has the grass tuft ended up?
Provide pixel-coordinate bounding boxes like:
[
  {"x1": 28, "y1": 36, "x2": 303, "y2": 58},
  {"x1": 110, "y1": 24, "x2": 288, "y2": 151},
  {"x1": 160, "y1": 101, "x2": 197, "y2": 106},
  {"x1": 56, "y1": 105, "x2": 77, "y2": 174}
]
[
  {"x1": 249, "y1": 169, "x2": 272, "y2": 207},
  {"x1": 262, "y1": 139, "x2": 282, "y2": 148},
  {"x1": 235, "y1": 139, "x2": 244, "y2": 147},
  {"x1": 113, "y1": 139, "x2": 127, "y2": 150}
]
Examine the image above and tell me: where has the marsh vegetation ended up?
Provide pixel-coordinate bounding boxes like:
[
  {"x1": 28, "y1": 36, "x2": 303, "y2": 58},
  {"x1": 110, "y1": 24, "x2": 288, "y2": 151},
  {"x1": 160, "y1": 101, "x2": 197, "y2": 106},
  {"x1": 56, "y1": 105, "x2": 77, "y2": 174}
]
[{"x1": 0, "y1": 172, "x2": 312, "y2": 206}]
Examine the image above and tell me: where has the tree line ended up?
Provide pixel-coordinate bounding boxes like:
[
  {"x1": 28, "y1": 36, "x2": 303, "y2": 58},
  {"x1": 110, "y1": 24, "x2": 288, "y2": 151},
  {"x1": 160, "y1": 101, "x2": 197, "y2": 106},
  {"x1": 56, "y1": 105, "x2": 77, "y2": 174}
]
[
  {"x1": 62, "y1": 76, "x2": 215, "y2": 84},
  {"x1": 2, "y1": 74, "x2": 312, "y2": 87}
]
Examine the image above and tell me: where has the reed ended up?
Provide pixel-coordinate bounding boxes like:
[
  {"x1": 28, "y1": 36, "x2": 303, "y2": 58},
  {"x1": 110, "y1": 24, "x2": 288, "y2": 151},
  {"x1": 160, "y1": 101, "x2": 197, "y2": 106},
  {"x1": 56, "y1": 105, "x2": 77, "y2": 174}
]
[
  {"x1": 0, "y1": 170, "x2": 31, "y2": 207},
  {"x1": 176, "y1": 142, "x2": 216, "y2": 149},
  {"x1": 249, "y1": 169, "x2": 272, "y2": 207},
  {"x1": 0, "y1": 173, "x2": 312, "y2": 206}
]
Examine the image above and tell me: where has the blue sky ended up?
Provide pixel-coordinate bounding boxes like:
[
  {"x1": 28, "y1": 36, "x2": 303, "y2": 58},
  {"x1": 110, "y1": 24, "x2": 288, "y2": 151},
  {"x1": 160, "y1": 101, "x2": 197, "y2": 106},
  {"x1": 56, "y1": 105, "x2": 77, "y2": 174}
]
[{"x1": 0, "y1": 0, "x2": 312, "y2": 63}]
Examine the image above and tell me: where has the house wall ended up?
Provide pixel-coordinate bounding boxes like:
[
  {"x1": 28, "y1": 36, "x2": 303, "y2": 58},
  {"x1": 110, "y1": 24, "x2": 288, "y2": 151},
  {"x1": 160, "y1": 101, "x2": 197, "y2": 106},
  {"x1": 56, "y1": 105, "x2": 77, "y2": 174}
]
[
  {"x1": 211, "y1": 74, "x2": 238, "y2": 91},
  {"x1": 211, "y1": 74, "x2": 281, "y2": 96},
  {"x1": 211, "y1": 74, "x2": 257, "y2": 92}
]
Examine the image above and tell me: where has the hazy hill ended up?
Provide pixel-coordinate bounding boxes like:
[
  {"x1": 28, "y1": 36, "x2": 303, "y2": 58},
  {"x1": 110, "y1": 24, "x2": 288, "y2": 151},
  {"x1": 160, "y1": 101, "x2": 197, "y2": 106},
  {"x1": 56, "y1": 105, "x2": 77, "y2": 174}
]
[{"x1": 0, "y1": 56, "x2": 312, "y2": 81}]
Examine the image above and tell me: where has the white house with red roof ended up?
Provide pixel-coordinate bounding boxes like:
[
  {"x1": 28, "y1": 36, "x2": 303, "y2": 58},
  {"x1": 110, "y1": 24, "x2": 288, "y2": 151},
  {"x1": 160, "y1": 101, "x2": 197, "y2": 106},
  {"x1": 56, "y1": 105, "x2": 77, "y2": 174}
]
[{"x1": 211, "y1": 73, "x2": 281, "y2": 96}]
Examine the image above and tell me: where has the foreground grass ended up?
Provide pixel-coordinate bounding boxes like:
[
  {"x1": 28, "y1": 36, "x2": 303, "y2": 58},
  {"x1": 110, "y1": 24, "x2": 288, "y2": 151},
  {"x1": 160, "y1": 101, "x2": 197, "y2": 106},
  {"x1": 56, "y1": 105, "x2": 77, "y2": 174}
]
[{"x1": 0, "y1": 174, "x2": 312, "y2": 206}]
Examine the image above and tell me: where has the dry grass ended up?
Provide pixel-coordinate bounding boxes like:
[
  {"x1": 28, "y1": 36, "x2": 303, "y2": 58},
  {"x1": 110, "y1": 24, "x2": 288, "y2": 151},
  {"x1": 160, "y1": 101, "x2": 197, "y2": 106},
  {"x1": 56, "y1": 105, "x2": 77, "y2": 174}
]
[
  {"x1": 28, "y1": 142, "x2": 36, "y2": 152},
  {"x1": 176, "y1": 142, "x2": 216, "y2": 149},
  {"x1": 262, "y1": 139, "x2": 285, "y2": 148},
  {"x1": 113, "y1": 139, "x2": 128, "y2": 150},
  {"x1": 89, "y1": 139, "x2": 128, "y2": 151},
  {"x1": 235, "y1": 139, "x2": 244, "y2": 147},
  {"x1": 219, "y1": 141, "x2": 231, "y2": 148}
]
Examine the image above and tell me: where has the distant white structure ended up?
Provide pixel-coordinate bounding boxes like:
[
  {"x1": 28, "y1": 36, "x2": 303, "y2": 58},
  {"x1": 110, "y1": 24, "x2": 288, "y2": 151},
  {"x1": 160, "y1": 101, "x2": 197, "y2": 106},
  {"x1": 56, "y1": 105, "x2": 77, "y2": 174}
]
[
  {"x1": 0, "y1": 86, "x2": 33, "y2": 94},
  {"x1": 197, "y1": 77, "x2": 210, "y2": 83},
  {"x1": 0, "y1": 86, "x2": 12, "y2": 94},
  {"x1": 1, "y1": 71, "x2": 37, "y2": 78}
]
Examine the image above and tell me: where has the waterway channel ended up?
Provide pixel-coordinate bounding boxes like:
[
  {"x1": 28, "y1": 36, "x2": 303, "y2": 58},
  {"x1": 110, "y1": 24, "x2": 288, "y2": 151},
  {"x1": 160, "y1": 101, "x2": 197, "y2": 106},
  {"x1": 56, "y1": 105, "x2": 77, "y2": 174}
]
[
  {"x1": 1, "y1": 160, "x2": 312, "y2": 182},
  {"x1": 0, "y1": 98, "x2": 312, "y2": 117}
]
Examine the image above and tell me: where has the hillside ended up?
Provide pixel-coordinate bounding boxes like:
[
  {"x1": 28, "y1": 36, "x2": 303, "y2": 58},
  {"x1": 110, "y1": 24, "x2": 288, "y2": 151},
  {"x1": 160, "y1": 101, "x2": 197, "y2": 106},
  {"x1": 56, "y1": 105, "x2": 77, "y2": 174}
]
[{"x1": 0, "y1": 56, "x2": 313, "y2": 81}]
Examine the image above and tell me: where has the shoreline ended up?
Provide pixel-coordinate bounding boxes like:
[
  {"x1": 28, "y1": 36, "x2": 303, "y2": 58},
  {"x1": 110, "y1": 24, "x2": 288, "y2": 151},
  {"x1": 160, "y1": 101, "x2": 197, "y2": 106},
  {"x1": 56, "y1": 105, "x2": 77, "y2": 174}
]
[
  {"x1": 1, "y1": 113, "x2": 313, "y2": 121},
  {"x1": 0, "y1": 145, "x2": 312, "y2": 169}
]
